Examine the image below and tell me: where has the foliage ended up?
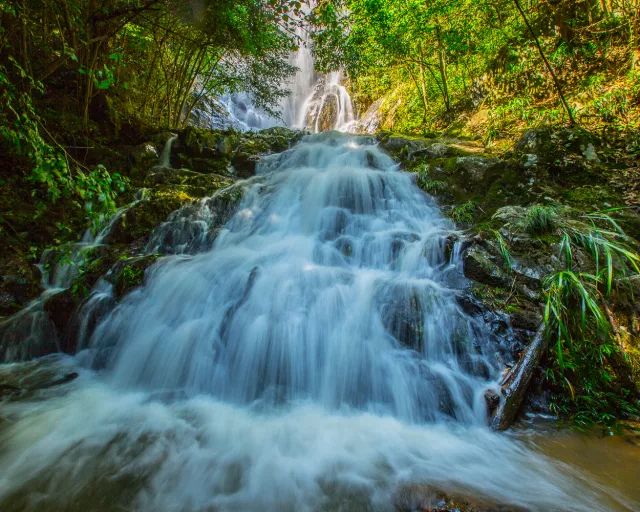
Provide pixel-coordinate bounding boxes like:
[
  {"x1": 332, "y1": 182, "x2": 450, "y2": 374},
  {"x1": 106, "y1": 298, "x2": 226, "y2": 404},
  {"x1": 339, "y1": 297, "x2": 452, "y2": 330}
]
[
  {"x1": 542, "y1": 211, "x2": 640, "y2": 428},
  {"x1": 450, "y1": 200, "x2": 477, "y2": 224},
  {"x1": 0, "y1": 58, "x2": 127, "y2": 231},
  {"x1": 311, "y1": 0, "x2": 640, "y2": 138}
]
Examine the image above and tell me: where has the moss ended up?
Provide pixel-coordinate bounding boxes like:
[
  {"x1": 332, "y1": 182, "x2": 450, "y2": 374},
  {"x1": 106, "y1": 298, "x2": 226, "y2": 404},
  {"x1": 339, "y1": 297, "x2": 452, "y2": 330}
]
[
  {"x1": 111, "y1": 254, "x2": 161, "y2": 298},
  {"x1": 450, "y1": 200, "x2": 477, "y2": 224}
]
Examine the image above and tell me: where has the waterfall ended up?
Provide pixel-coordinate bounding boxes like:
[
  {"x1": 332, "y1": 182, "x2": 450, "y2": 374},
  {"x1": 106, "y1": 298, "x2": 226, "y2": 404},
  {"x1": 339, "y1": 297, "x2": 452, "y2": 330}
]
[
  {"x1": 210, "y1": 10, "x2": 356, "y2": 133},
  {"x1": 88, "y1": 133, "x2": 495, "y2": 422},
  {"x1": 156, "y1": 133, "x2": 178, "y2": 168},
  {"x1": 0, "y1": 133, "x2": 634, "y2": 512}
]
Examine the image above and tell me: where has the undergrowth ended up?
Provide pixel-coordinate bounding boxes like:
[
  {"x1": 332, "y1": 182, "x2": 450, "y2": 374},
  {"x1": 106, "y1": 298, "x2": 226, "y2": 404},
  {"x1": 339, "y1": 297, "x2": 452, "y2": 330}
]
[{"x1": 496, "y1": 206, "x2": 640, "y2": 428}]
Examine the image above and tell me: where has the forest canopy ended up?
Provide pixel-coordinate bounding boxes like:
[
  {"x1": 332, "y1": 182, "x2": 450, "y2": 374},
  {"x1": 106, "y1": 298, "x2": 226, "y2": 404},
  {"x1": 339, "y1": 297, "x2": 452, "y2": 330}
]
[{"x1": 310, "y1": 0, "x2": 640, "y2": 139}]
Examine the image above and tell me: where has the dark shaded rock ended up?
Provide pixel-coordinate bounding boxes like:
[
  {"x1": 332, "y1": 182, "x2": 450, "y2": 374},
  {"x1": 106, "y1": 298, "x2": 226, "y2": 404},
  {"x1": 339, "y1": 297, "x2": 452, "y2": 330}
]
[
  {"x1": 127, "y1": 142, "x2": 159, "y2": 175},
  {"x1": 463, "y1": 245, "x2": 510, "y2": 288},
  {"x1": 484, "y1": 388, "x2": 501, "y2": 416},
  {"x1": 108, "y1": 254, "x2": 161, "y2": 299},
  {"x1": 43, "y1": 289, "x2": 78, "y2": 353},
  {"x1": 378, "y1": 284, "x2": 424, "y2": 351},
  {"x1": 456, "y1": 294, "x2": 484, "y2": 316},
  {"x1": 0, "y1": 257, "x2": 41, "y2": 317},
  {"x1": 510, "y1": 309, "x2": 541, "y2": 332}
]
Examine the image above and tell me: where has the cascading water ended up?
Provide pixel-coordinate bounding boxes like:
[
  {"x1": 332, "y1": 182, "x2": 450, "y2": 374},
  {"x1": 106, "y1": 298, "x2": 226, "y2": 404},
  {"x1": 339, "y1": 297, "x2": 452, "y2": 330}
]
[
  {"x1": 1, "y1": 133, "x2": 636, "y2": 512},
  {"x1": 88, "y1": 132, "x2": 494, "y2": 422}
]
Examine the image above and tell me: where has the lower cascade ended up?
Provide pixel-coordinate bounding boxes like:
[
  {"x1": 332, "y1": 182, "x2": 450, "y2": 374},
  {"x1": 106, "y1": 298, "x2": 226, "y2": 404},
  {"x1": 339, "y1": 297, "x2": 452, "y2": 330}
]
[{"x1": 0, "y1": 134, "x2": 635, "y2": 511}]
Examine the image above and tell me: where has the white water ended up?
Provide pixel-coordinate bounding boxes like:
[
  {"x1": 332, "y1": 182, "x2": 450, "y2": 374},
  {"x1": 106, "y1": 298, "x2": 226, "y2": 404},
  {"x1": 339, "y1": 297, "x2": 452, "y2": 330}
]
[
  {"x1": 218, "y1": 11, "x2": 355, "y2": 132},
  {"x1": 1, "y1": 133, "x2": 636, "y2": 511}
]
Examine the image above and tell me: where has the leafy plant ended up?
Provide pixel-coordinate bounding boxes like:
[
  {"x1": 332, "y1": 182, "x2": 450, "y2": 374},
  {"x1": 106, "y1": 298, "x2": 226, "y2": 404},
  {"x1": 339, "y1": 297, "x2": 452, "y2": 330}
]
[
  {"x1": 542, "y1": 210, "x2": 640, "y2": 427},
  {"x1": 450, "y1": 200, "x2": 477, "y2": 224},
  {"x1": 493, "y1": 230, "x2": 513, "y2": 270},
  {"x1": 0, "y1": 59, "x2": 128, "y2": 231}
]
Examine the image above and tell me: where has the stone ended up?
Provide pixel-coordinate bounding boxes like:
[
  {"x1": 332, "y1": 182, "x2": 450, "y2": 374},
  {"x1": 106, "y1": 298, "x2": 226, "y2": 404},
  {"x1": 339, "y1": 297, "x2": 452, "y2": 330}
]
[
  {"x1": 463, "y1": 244, "x2": 510, "y2": 288},
  {"x1": 455, "y1": 156, "x2": 494, "y2": 182},
  {"x1": 484, "y1": 388, "x2": 501, "y2": 416}
]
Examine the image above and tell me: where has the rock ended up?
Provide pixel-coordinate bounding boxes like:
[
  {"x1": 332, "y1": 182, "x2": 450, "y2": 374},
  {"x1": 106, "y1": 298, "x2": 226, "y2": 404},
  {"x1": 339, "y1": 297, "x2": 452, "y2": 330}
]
[
  {"x1": 108, "y1": 254, "x2": 161, "y2": 299},
  {"x1": 484, "y1": 388, "x2": 501, "y2": 416},
  {"x1": 378, "y1": 284, "x2": 424, "y2": 351},
  {"x1": 455, "y1": 156, "x2": 494, "y2": 182},
  {"x1": 412, "y1": 142, "x2": 453, "y2": 159},
  {"x1": 463, "y1": 244, "x2": 510, "y2": 288},
  {"x1": 523, "y1": 153, "x2": 538, "y2": 168},
  {"x1": 393, "y1": 484, "x2": 528, "y2": 512},
  {"x1": 510, "y1": 309, "x2": 542, "y2": 332},
  {"x1": 128, "y1": 142, "x2": 159, "y2": 173},
  {"x1": 456, "y1": 293, "x2": 484, "y2": 316},
  {"x1": 146, "y1": 180, "x2": 249, "y2": 255},
  {"x1": 0, "y1": 257, "x2": 41, "y2": 317},
  {"x1": 492, "y1": 205, "x2": 527, "y2": 225},
  {"x1": 355, "y1": 98, "x2": 382, "y2": 134},
  {"x1": 582, "y1": 142, "x2": 599, "y2": 162},
  {"x1": 43, "y1": 289, "x2": 78, "y2": 353}
]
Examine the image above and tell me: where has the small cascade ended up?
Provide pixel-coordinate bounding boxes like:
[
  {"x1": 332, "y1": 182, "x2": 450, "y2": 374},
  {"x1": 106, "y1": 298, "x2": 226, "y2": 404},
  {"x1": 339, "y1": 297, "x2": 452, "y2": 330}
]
[
  {"x1": 302, "y1": 71, "x2": 356, "y2": 132},
  {"x1": 0, "y1": 192, "x2": 148, "y2": 361},
  {"x1": 196, "y1": 6, "x2": 357, "y2": 133},
  {"x1": 156, "y1": 133, "x2": 178, "y2": 168}
]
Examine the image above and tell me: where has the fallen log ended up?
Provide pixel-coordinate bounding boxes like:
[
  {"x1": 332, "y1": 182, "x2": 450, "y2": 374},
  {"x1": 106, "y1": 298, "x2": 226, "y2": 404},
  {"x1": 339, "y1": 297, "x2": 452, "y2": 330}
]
[{"x1": 491, "y1": 324, "x2": 546, "y2": 430}]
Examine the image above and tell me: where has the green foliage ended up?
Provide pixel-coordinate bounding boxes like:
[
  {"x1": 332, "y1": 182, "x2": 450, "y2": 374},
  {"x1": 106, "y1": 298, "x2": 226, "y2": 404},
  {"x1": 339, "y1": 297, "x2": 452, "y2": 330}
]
[
  {"x1": 311, "y1": 0, "x2": 640, "y2": 136},
  {"x1": 0, "y1": 59, "x2": 127, "y2": 231},
  {"x1": 493, "y1": 230, "x2": 513, "y2": 271},
  {"x1": 522, "y1": 204, "x2": 557, "y2": 235},
  {"x1": 450, "y1": 200, "x2": 477, "y2": 224},
  {"x1": 542, "y1": 211, "x2": 640, "y2": 428}
]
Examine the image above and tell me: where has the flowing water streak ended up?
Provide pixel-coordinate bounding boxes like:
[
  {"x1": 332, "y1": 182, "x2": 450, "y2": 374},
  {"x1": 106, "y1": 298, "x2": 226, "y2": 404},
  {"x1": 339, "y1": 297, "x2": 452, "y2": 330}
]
[
  {"x1": 0, "y1": 134, "x2": 636, "y2": 512},
  {"x1": 88, "y1": 132, "x2": 496, "y2": 422}
]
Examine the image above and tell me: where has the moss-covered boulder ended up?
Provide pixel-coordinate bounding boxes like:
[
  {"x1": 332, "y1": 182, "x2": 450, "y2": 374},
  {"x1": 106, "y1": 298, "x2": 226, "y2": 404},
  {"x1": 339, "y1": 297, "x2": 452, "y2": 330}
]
[{"x1": 108, "y1": 254, "x2": 161, "y2": 299}]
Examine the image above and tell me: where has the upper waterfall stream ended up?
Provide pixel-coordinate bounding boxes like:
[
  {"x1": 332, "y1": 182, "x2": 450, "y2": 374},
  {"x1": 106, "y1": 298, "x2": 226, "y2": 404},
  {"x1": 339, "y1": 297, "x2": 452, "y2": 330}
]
[{"x1": 0, "y1": 134, "x2": 638, "y2": 512}]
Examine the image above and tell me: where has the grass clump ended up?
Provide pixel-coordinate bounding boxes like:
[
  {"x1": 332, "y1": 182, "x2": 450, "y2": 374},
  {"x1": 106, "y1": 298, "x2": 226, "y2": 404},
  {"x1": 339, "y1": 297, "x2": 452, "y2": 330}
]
[{"x1": 522, "y1": 204, "x2": 557, "y2": 235}]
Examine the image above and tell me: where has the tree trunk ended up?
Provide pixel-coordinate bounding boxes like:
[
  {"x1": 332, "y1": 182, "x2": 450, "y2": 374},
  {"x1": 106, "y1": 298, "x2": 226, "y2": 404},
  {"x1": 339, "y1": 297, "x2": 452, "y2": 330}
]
[{"x1": 512, "y1": 0, "x2": 576, "y2": 126}]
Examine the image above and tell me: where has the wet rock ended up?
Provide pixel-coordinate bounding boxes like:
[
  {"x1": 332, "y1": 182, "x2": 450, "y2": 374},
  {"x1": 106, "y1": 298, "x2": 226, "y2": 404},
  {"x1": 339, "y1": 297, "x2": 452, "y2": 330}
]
[
  {"x1": 378, "y1": 284, "x2": 425, "y2": 351},
  {"x1": 510, "y1": 309, "x2": 542, "y2": 332},
  {"x1": 0, "y1": 257, "x2": 41, "y2": 317},
  {"x1": 0, "y1": 355, "x2": 79, "y2": 399},
  {"x1": 43, "y1": 289, "x2": 78, "y2": 353},
  {"x1": 456, "y1": 294, "x2": 485, "y2": 317},
  {"x1": 128, "y1": 142, "x2": 159, "y2": 174},
  {"x1": 147, "y1": 180, "x2": 249, "y2": 254},
  {"x1": 393, "y1": 484, "x2": 528, "y2": 512},
  {"x1": 108, "y1": 254, "x2": 161, "y2": 299},
  {"x1": 484, "y1": 388, "x2": 501, "y2": 416},
  {"x1": 463, "y1": 245, "x2": 510, "y2": 288}
]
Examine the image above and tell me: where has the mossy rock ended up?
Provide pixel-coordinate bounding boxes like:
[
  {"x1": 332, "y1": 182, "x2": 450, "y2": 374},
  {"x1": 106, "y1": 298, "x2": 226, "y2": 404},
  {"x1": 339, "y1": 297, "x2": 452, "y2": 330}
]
[
  {"x1": 0, "y1": 255, "x2": 41, "y2": 317},
  {"x1": 107, "y1": 184, "x2": 227, "y2": 245},
  {"x1": 109, "y1": 254, "x2": 161, "y2": 299}
]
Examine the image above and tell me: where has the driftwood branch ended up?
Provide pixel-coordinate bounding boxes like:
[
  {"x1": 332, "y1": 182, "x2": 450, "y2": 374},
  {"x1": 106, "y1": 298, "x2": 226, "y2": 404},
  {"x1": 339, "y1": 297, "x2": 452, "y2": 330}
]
[{"x1": 491, "y1": 324, "x2": 547, "y2": 430}]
